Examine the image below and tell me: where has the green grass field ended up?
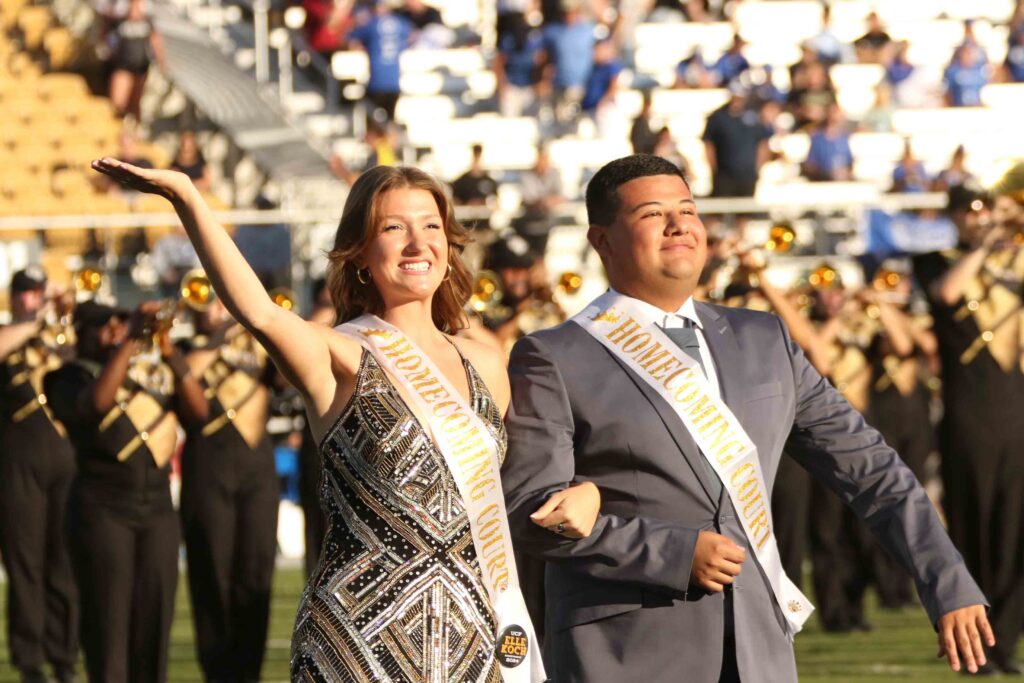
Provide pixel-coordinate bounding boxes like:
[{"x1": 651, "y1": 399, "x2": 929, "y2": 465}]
[{"x1": 1, "y1": 568, "x2": 1018, "y2": 681}]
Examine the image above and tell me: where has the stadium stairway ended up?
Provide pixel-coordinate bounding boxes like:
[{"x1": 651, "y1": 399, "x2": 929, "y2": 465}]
[{"x1": 152, "y1": 2, "x2": 334, "y2": 182}]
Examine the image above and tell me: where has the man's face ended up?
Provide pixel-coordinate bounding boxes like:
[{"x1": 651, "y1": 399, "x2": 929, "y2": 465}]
[
  {"x1": 953, "y1": 203, "x2": 991, "y2": 245},
  {"x1": 499, "y1": 266, "x2": 531, "y2": 302},
  {"x1": 12, "y1": 288, "x2": 45, "y2": 319},
  {"x1": 589, "y1": 174, "x2": 707, "y2": 303},
  {"x1": 99, "y1": 316, "x2": 129, "y2": 349}
]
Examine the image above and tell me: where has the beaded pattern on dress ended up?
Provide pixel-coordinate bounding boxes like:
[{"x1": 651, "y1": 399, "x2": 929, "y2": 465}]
[{"x1": 291, "y1": 348, "x2": 505, "y2": 683}]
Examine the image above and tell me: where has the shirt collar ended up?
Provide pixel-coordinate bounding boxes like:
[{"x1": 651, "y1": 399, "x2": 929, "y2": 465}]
[{"x1": 608, "y1": 288, "x2": 703, "y2": 329}]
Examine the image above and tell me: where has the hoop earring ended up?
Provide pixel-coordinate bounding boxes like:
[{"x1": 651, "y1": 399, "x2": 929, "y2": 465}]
[
  {"x1": 442, "y1": 263, "x2": 452, "y2": 282},
  {"x1": 356, "y1": 267, "x2": 371, "y2": 285}
]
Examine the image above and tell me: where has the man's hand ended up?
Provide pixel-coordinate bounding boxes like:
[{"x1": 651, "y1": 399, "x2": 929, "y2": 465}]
[
  {"x1": 690, "y1": 531, "x2": 745, "y2": 593},
  {"x1": 936, "y1": 604, "x2": 995, "y2": 674},
  {"x1": 529, "y1": 482, "x2": 601, "y2": 539}
]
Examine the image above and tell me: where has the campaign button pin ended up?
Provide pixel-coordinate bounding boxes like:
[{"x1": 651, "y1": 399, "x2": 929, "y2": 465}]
[{"x1": 495, "y1": 625, "x2": 528, "y2": 668}]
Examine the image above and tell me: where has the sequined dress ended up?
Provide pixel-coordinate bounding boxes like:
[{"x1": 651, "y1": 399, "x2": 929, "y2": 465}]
[{"x1": 291, "y1": 348, "x2": 504, "y2": 683}]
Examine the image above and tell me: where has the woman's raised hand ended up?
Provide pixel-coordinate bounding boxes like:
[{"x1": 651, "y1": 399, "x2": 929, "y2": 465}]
[
  {"x1": 529, "y1": 481, "x2": 601, "y2": 539},
  {"x1": 91, "y1": 157, "x2": 193, "y2": 201}
]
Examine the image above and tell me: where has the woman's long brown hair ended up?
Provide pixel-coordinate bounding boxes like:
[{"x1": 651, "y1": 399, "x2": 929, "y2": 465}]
[{"x1": 325, "y1": 165, "x2": 473, "y2": 333}]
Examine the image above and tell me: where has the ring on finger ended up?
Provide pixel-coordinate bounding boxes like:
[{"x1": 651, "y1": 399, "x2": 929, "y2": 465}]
[{"x1": 554, "y1": 522, "x2": 565, "y2": 534}]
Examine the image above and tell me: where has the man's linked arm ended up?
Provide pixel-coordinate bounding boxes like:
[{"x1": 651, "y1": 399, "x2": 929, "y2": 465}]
[{"x1": 501, "y1": 333, "x2": 700, "y2": 598}]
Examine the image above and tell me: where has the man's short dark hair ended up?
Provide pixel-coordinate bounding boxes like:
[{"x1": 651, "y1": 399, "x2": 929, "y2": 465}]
[{"x1": 585, "y1": 154, "x2": 689, "y2": 226}]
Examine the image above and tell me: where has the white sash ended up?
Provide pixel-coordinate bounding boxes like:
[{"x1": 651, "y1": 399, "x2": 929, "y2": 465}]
[
  {"x1": 336, "y1": 315, "x2": 545, "y2": 682},
  {"x1": 572, "y1": 292, "x2": 814, "y2": 636}
]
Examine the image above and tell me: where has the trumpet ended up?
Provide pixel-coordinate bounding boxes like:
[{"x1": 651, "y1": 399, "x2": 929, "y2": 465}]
[
  {"x1": 807, "y1": 263, "x2": 841, "y2": 290},
  {"x1": 469, "y1": 270, "x2": 507, "y2": 316},
  {"x1": 143, "y1": 269, "x2": 216, "y2": 340},
  {"x1": 270, "y1": 287, "x2": 297, "y2": 311},
  {"x1": 764, "y1": 223, "x2": 796, "y2": 253},
  {"x1": 72, "y1": 266, "x2": 103, "y2": 301}
]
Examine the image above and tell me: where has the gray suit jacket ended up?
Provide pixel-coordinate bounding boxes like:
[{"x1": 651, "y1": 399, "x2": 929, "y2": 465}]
[{"x1": 501, "y1": 301, "x2": 985, "y2": 683}]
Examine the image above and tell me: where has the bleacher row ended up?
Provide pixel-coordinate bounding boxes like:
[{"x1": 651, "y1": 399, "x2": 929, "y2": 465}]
[
  {"x1": 314, "y1": 0, "x2": 1023, "y2": 207},
  {"x1": 0, "y1": 2, "x2": 235, "y2": 286}
]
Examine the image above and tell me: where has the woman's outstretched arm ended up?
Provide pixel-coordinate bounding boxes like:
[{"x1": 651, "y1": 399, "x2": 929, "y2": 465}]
[{"x1": 91, "y1": 158, "x2": 342, "y2": 417}]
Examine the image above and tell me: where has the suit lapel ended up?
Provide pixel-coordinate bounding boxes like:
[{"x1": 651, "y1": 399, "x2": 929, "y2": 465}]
[
  {"x1": 597, "y1": 332, "x2": 720, "y2": 507},
  {"x1": 695, "y1": 301, "x2": 749, "y2": 430}
]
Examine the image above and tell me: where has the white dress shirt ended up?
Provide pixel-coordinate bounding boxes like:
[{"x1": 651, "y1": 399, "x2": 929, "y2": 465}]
[{"x1": 609, "y1": 289, "x2": 722, "y2": 399}]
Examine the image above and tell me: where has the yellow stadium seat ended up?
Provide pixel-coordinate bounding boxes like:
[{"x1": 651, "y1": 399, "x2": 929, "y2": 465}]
[
  {"x1": 37, "y1": 71, "x2": 89, "y2": 101},
  {"x1": 42, "y1": 26, "x2": 75, "y2": 70},
  {"x1": 0, "y1": 0, "x2": 29, "y2": 29},
  {"x1": 17, "y1": 6, "x2": 51, "y2": 51}
]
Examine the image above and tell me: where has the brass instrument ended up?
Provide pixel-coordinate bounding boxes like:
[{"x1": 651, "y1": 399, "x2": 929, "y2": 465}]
[
  {"x1": 72, "y1": 266, "x2": 103, "y2": 301},
  {"x1": 179, "y1": 269, "x2": 215, "y2": 313},
  {"x1": 269, "y1": 288, "x2": 297, "y2": 311},
  {"x1": 764, "y1": 223, "x2": 796, "y2": 253},
  {"x1": 807, "y1": 263, "x2": 840, "y2": 290},
  {"x1": 469, "y1": 270, "x2": 506, "y2": 316},
  {"x1": 556, "y1": 271, "x2": 583, "y2": 296}
]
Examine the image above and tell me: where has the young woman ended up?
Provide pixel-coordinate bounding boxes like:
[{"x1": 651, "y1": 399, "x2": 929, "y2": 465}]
[{"x1": 91, "y1": 158, "x2": 599, "y2": 681}]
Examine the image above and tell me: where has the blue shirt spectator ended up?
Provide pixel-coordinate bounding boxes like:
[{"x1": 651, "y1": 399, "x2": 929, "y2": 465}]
[
  {"x1": 711, "y1": 36, "x2": 749, "y2": 86},
  {"x1": 885, "y1": 41, "x2": 914, "y2": 86},
  {"x1": 1005, "y1": 30, "x2": 1024, "y2": 82},
  {"x1": 804, "y1": 106, "x2": 853, "y2": 181},
  {"x1": 349, "y1": 11, "x2": 413, "y2": 93},
  {"x1": 542, "y1": 15, "x2": 595, "y2": 89},
  {"x1": 893, "y1": 160, "x2": 930, "y2": 193},
  {"x1": 944, "y1": 45, "x2": 989, "y2": 107},
  {"x1": 581, "y1": 43, "x2": 623, "y2": 111},
  {"x1": 675, "y1": 48, "x2": 714, "y2": 88},
  {"x1": 499, "y1": 27, "x2": 544, "y2": 87}
]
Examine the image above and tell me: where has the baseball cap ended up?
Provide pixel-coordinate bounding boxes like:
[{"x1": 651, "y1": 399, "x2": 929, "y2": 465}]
[{"x1": 10, "y1": 266, "x2": 47, "y2": 293}]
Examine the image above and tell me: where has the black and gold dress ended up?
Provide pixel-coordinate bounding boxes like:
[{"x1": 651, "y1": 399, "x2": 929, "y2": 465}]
[{"x1": 291, "y1": 348, "x2": 504, "y2": 683}]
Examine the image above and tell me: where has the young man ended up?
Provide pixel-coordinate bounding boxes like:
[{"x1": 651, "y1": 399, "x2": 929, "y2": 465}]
[{"x1": 502, "y1": 154, "x2": 991, "y2": 682}]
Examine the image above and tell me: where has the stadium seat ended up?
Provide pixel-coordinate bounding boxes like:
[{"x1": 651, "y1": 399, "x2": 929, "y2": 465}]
[
  {"x1": 17, "y1": 5, "x2": 52, "y2": 50},
  {"x1": 755, "y1": 180, "x2": 880, "y2": 207},
  {"x1": 37, "y1": 72, "x2": 90, "y2": 101},
  {"x1": 42, "y1": 26, "x2": 75, "y2": 69},
  {"x1": 399, "y1": 48, "x2": 485, "y2": 76},
  {"x1": 734, "y1": 1, "x2": 822, "y2": 46},
  {"x1": 330, "y1": 51, "x2": 369, "y2": 83},
  {"x1": 634, "y1": 22, "x2": 734, "y2": 76}
]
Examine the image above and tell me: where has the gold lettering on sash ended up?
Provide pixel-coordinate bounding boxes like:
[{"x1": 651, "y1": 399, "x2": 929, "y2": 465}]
[
  {"x1": 476, "y1": 504, "x2": 510, "y2": 592},
  {"x1": 634, "y1": 343, "x2": 671, "y2": 371},
  {"x1": 621, "y1": 332, "x2": 651, "y2": 354},
  {"x1": 606, "y1": 317, "x2": 642, "y2": 344}
]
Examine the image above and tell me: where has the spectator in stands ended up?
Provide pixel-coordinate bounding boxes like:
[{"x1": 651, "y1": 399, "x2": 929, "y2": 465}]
[
  {"x1": 711, "y1": 34, "x2": 750, "y2": 87},
  {"x1": 170, "y1": 130, "x2": 212, "y2": 193},
  {"x1": 150, "y1": 226, "x2": 201, "y2": 298},
  {"x1": 302, "y1": 0, "x2": 354, "y2": 60},
  {"x1": 329, "y1": 119, "x2": 397, "y2": 184},
  {"x1": 674, "y1": 47, "x2": 715, "y2": 89},
  {"x1": 703, "y1": 83, "x2": 772, "y2": 199},
  {"x1": 646, "y1": 0, "x2": 712, "y2": 22},
  {"x1": 347, "y1": 0, "x2": 414, "y2": 122},
  {"x1": 944, "y1": 43, "x2": 990, "y2": 107},
  {"x1": 790, "y1": 42, "x2": 821, "y2": 91},
  {"x1": 750, "y1": 65, "x2": 786, "y2": 104},
  {"x1": 580, "y1": 38, "x2": 623, "y2": 138},
  {"x1": 1003, "y1": 24, "x2": 1024, "y2": 82},
  {"x1": 854, "y1": 12, "x2": 891, "y2": 64},
  {"x1": 106, "y1": 0, "x2": 165, "y2": 122},
  {"x1": 398, "y1": 0, "x2": 453, "y2": 49},
  {"x1": 513, "y1": 145, "x2": 563, "y2": 253},
  {"x1": 891, "y1": 140, "x2": 930, "y2": 193},
  {"x1": 803, "y1": 104, "x2": 853, "y2": 182},
  {"x1": 651, "y1": 126, "x2": 688, "y2": 177},
  {"x1": 494, "y1": 12, "x2": 544, "y2": 117},
  {"x1": 540, "y1": 0, "x2": 596, "y2": 123},
  {"x1": 807, "y1": 5, "x2": 853, "y2": 66},
  {"x1": 935, "y1": 144, "x2": 974, "y2": 190},
  {"x1": 451, "y1": 144, "x2": 498, "y2": 209},
  {"x1": 233, "y1": 195, "x2": 292, "y2": 290},
  {"x1": 884, "y1": 40, "x2": 913, "y2": 86},
  {"x1": 496, "y1": 0, "x2": 529, "y2": 45},
  {"x1": 789, "y1": 61, "x2": 836, "y2": 131},
  {"x1": 859, "y1": 83, "x2": 895, "y2": 133},
  {"x1": 629, "y1": 89, "x2": 658, "y2": 154},
  {"x1": 953, "y1": 19, "x2": 986, "y2": 64}
]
